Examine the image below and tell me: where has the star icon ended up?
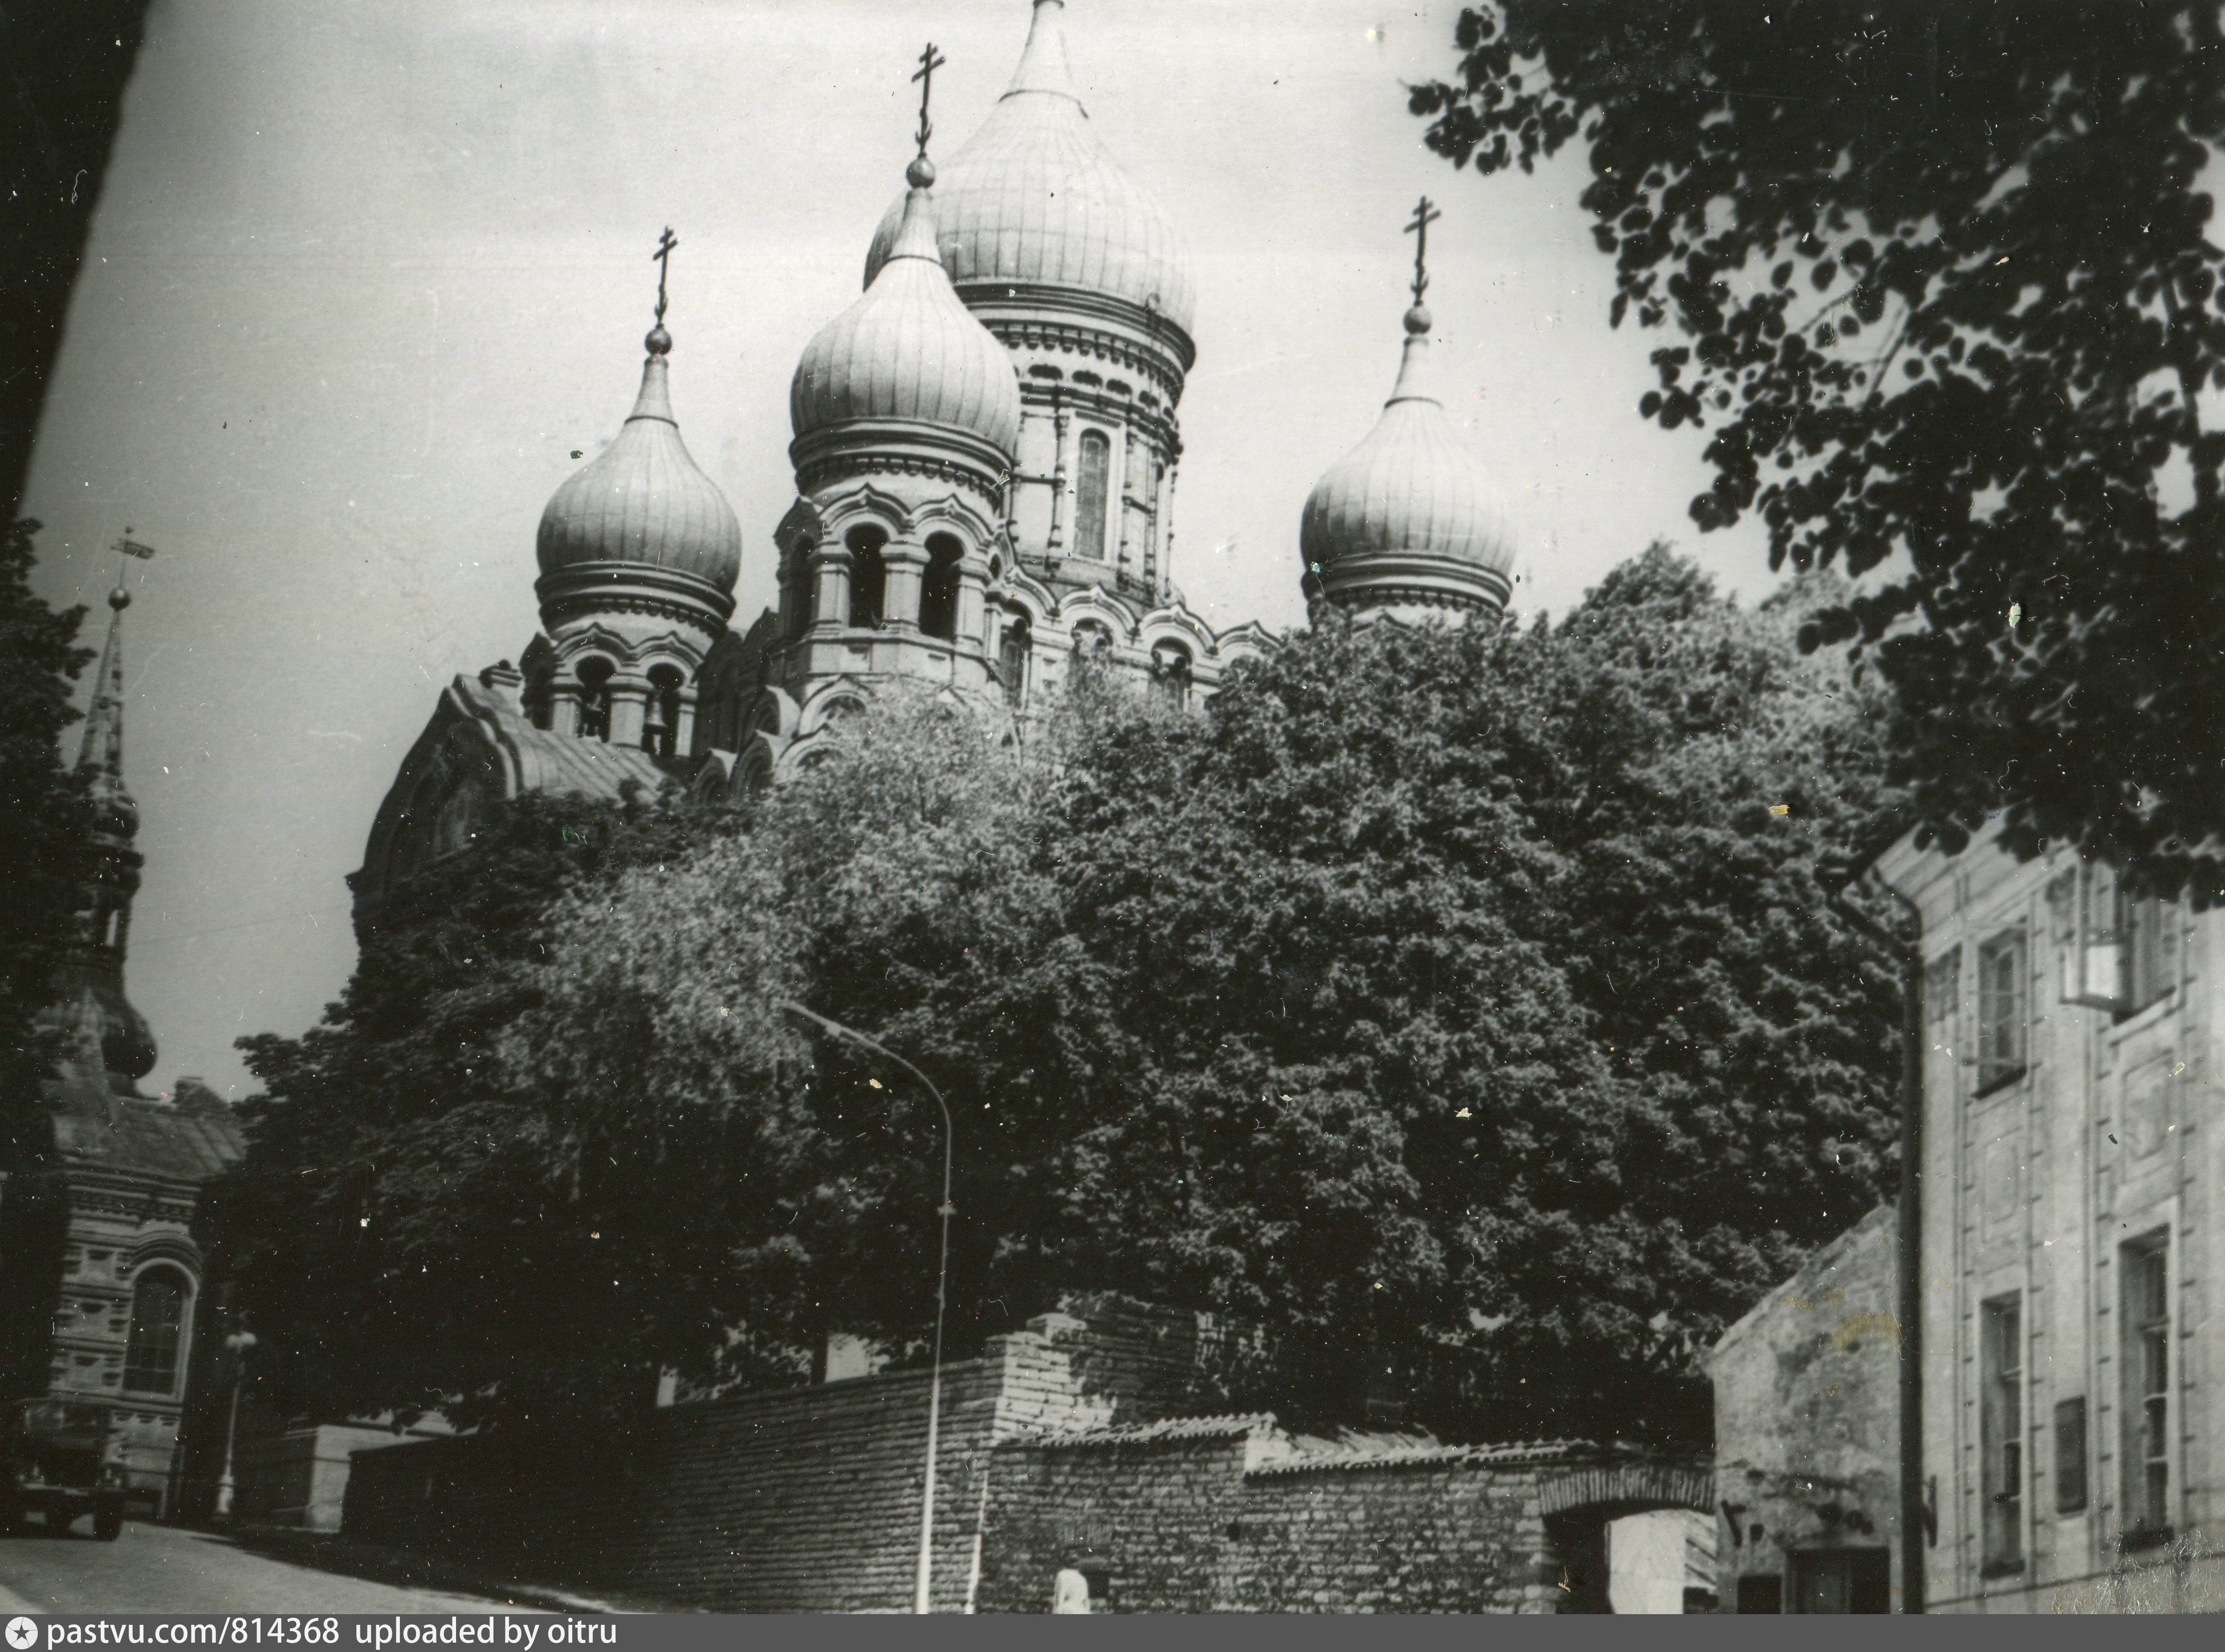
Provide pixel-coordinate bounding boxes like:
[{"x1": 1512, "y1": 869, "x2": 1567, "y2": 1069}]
[{"x1": 8, "y1": 1615, "x2": 39, "y2": 1650}]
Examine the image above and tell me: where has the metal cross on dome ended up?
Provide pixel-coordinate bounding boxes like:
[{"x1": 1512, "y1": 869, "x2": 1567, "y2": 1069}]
[
  {"x1": 1405, "y1": 195, "x2": 1442, "y2": 307},
  {"x1": 652, "y1": 226, "x2": 679, "y2": 324},
  {"x1": 912, "y1": 41, "x2": 947, "y2": 159}
]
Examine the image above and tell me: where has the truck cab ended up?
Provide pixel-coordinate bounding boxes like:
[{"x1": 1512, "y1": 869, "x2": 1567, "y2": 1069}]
[{"x1": 2, "y1": 1398, "x2": 128, "y2": 1539}]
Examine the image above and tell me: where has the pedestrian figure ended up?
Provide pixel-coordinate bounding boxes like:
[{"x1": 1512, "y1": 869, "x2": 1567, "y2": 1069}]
[{"x1": 1052, "y1": 1564, "x2": 1091, "y2": 1614}]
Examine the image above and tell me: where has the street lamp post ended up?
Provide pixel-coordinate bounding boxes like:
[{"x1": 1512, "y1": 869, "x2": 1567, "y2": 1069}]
[
  {"x1": 777, "y1": 1000, "x2": 954, "y2": 1616},
  {"x1": 213, "y1": 1330, "x2": 257, "y2": 1522}
]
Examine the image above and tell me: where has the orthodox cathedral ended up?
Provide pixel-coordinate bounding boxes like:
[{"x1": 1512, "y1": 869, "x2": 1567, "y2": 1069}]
[{"x1": 355, "y1": 0, "x2": 1519, "y2": 908}]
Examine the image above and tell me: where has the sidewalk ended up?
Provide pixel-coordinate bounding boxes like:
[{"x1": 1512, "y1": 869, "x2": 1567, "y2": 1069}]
[{"x1": 217, "y1": 1524, "x2": 680, "y2": 1615}]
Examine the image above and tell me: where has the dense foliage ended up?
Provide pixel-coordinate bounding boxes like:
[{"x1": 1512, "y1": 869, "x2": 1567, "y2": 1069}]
[
  {"x1": 0, "y1": 517, "x2": 94, "y2": 1396},
  {"x1": 224, "y1": 551, "x2": 1902, "y2": 1442},
  {"x1": 1414, "y1": 2, "x2": 2225, "y2": 885},
  {"x1": 213, "y1": 790, "x2": 748, "y2": 1429},
  {"x1": 0, "y1": 519, "x2": 94, "y2": 1123}
]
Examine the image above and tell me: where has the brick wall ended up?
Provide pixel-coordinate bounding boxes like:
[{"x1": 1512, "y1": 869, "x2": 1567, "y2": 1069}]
[
  {"x1": 343, "y1": 1298, "x2": 1709, "y2": 1613},
  {"x1": 974, "y1": 1425, "x2": 1709, "y2": 1614},
  {"x1": 342, "y1": 1299, "x2": 1224, "y2": 1612}
]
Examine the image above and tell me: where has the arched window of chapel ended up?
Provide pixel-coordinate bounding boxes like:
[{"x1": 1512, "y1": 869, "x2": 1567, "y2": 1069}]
[{"x1": 122, "y1": 1266, "x2": 191, "y2": 1397}]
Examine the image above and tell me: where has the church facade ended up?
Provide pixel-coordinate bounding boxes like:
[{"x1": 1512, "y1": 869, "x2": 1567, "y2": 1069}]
[{"x1": 355, "y1": 0, "x2": 1521, "y2": 909}]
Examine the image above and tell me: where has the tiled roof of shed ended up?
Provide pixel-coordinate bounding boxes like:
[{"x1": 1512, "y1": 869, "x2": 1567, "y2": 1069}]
[{"x1": 1021, "y1": 1412, "x2": 1275, "y2": 1449}]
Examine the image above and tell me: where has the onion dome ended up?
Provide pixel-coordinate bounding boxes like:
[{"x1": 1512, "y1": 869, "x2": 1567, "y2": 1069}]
[
  {"x1": 537, "y1": 329, "x2": 742, "y2": 595},
  {"x1": 1299, "y1": 301, "x2": 1516, "y2": 619},
  {"x1": 861, "y1": 0, "x2": 1195, "y2": 339},
  {"x1": 792, "y1": 158, "x2": 1023, "y2": 456}
]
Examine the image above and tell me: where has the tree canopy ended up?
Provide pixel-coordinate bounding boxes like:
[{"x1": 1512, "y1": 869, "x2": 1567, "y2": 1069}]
[
  {"x1": 0, "y1": 517, "x2": 95, "y2": 1398},
  {"x1": 222, "y1": 550, "x2": 1902, "y2": 1444},
  {"x1": 1413, "y1": 1, "x2": 2225, "y2": 885}
]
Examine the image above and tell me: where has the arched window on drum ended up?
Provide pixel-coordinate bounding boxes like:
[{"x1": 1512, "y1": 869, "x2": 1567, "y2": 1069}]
[
  {"x1": 1075, "y1": 430, "x2": 1112, "y2": 562},
  {"x1": 999, "y1": 615, "x2": 1032, "y2": 708},
  {"x1": 122, "y1": 1266, "x2": 191, "y2": 1397},
  {"x1": 920, "y1": 534, "x2": 964, "y2": 642},
  {"x1": 1150, "y1": 641, "x2": 1192, "y2": 712},
  {"x1": 848, "y1": 525, "x2": 888, "y2": 630}
]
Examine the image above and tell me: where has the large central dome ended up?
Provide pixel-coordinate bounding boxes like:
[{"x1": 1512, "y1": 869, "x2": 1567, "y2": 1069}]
[{"x1": 861, "y1": 0, "x2": 1195, "y2": 338}]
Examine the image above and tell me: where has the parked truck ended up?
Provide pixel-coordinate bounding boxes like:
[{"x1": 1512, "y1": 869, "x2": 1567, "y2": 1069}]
[{"x1": 2, "y1": 1397, "x2": 127, "y2": 1539}]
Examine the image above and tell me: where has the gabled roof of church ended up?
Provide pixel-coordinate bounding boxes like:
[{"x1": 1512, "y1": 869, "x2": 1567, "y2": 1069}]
[
  {"x1": 447, "y1": 672, "x2": 667, "y2": 802},
  {"x1": 354, "y1": 668, "x2": 670, "y2": 909}
]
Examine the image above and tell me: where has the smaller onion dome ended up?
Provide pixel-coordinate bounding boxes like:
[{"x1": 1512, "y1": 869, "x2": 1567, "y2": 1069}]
[
  {"x1": 793, "y1": 168, "x2": 1022, "y2": 456},
  {"x1": 537, "y1": 326, "x2": 742, "y2": 596},
  {"x1": 1299, "y1": 300, "x2": 1516, "y2": 619}
]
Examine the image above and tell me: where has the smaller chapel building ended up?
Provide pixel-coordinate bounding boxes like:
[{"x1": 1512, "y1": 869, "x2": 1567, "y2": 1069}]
[{"x1": 0, "y1": 587, "x2": 245, "y2": 1519}]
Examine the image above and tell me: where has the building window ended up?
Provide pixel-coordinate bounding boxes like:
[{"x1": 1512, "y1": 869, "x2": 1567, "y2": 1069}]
[
  {"x1": 1149, "y1": 642, "x2": 1191, "y2": 711},
  {"x1": 1789, "y1": 1550, "x2": 1889, "y2": 1614},
  {"x1": 848, "y1": 526, "x2": 887, "y2": 629},
  {"x1": 1976, "y1": 930, "x2": 2028, "y2": 1091},
  {"x1": 2115, "y1": 888, "x2": 2177, "y2": 1019},
  {"x1": 998, "y1": 616, "x2": 1031, "y2": 708},
  {"x1": 122, "y1": 1268, "x2": 189, "y2": 1397},
  {"x1": 1075, "y1": 429, "x2": 1111, "y2": 562},
  {"x1": 2054, "y1": 1396, "x2": 2088, "y2": 1514},
  {"x1": 1980, "y1": 1293, "x2": 2023, "y2": 1571},
  {"x1": 920, "y1": 534, "x2": 963, "y2": 642},
  {"x1": 2122, "y1": 1234, "x2": 2172, "y2": 1546}
]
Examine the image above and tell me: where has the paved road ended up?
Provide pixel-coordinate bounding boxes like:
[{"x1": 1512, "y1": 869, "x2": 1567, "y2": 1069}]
[{"x1": 0, "y1": 1522, "x2": 536, "y2": 1615}]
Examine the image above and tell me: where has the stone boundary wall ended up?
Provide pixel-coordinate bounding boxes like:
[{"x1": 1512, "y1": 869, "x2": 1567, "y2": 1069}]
[
  {"x1": 342, "y1": 1302, "x2": 1223, "y2": 1612},
  {"x1": 975, "y1": 1431, "x2": 1715, "y2": 1614},
  {"x1": 343, "y1": 1299, "x2": 1709, "y2": 1613}
]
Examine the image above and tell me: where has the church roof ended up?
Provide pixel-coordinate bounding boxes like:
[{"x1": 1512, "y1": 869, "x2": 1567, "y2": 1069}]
[
  {"x1": 794, "y1": 163, "x2": 1022, "y2": 456},
  {"x1": 46, "y1": 1052, "x2": 244, "y2": 1186},
  {"x1": 537, "y1": 333, "x2": 742, "y2": 596},
  {"x1": 861, "y1": 0, "x2": 1195, "y2": 338},
  {"x1": 448, "y1": 672, "x2": 667, "y2": 803}
]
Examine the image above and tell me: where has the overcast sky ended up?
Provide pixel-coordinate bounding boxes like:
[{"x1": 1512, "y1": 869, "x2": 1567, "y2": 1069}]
[{"x1": 24, "y1": 0, "x2": 1777, "y2": 1101}]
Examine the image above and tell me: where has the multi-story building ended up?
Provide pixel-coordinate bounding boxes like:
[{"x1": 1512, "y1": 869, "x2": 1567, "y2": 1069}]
[{"x1": 1715, "y1": 822, "x2": 2223, "y2": 1612}]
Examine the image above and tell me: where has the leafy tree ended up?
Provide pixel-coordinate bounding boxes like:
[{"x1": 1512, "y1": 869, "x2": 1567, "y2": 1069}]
[
  {"x1": 1413, "y1": 2, "x2": 2225, "y2": 883},
  {"x1": 0, "y1": 517, "x2": 94, "y2": 1398},
  {"x1": 0, "y1": 519, "x2": 93, "y2": 1120},
  {"x1": 224, "y1": 555, "x2": 1899, "y2": 1441},
  {"x1": 210, "y1": 788, "x2": 751, "y2": 1430},
  {"x1": 511, "y1": 554, "x2": 1899, "y2": 1444}
]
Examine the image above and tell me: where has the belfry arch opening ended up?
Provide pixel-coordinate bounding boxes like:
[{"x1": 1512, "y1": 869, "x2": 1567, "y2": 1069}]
[
  {"x1": 644, "y1": 662, "x2": 685, "y2": 760},
  {"x1": 575, "y1": 655, "x2": 615, "y2": 742}
]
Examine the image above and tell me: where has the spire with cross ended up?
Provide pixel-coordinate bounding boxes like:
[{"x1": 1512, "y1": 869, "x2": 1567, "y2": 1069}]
[
  {"x1": 1405, "y1": 195, "x2": 1442, "y2": 310},
  {"x1": 647, "y1": 226, "x2": 678, "y2": 356},
  {"x1": 912, "y1": 41, "x2": 947, "y2": 160}
]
